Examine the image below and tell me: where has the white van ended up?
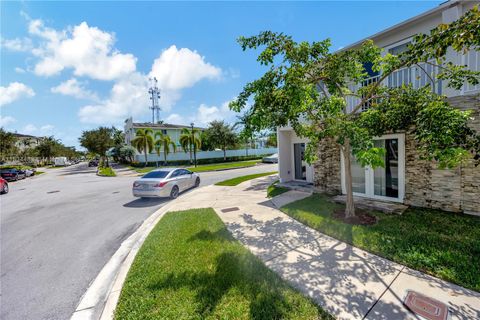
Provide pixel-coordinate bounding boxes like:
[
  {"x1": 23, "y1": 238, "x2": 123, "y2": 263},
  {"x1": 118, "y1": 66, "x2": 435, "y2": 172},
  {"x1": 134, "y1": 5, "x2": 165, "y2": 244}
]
[{"x1": 54, "y1": 157, "x2": 68, "y2": 166}]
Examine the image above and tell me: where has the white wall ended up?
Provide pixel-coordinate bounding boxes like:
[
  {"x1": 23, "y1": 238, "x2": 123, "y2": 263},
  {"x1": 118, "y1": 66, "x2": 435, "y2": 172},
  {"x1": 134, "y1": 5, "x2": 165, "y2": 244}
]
[
  {"x1": 134, "y1": 147, "x2": 277, "y2": 162},
  {"x1": 277, "y1": 128, "x2": 314, "y2": 183}
]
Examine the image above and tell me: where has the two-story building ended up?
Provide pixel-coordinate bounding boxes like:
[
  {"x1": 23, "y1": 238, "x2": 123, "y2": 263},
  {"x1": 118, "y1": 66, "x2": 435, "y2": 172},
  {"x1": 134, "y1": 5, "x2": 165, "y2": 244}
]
[
  {"x1": 277, "y1": 0, "x2": 480, "y2": 215},
  {"x1": 124, "y1": 117, "x2": 203, "y2": 151}
]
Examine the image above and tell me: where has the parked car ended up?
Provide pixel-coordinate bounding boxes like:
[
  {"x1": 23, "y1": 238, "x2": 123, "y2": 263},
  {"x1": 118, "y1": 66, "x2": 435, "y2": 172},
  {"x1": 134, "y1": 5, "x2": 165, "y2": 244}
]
[
  {"x1": 0, "y1": 169, "x2": 26, "y2": 181},
  {"x1": 262, "y1": 153, "x2": 279, "y2": 163},
  {"x1": 132, "y1": 168, "x2": 200, "y2": 199},
  {"x1": 0, "y1": 177, "x2": 8, "y2": 194},
  {"x1": 25, "y1": 169, "x2": 36, "y2": 177},
  {"x1": 88, "y1": 159, "x2": 99, "y2": 167}
]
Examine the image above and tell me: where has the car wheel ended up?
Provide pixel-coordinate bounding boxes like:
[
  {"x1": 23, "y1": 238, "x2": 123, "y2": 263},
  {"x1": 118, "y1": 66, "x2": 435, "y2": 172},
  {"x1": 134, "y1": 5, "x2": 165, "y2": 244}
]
[
  {"x1": 14, "y1": 175, "x2": 18, "y2": 181},
  {"x1": 195, "y1": 177, "x2": 200, "y2": 187},
  {"x1": 2, "y1": 184, "x2": 8, "y2": 194},
  {"x1": 170, "y1": 185, "x2": 179, "y2": 199}
]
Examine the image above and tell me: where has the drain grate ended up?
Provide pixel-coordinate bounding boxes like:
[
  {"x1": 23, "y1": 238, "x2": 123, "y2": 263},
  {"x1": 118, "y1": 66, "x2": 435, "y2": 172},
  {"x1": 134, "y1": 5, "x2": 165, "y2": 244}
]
[
  {"x1": 47, "y1": 190, "x2": 60, "y2": 194},
  {"x1": 221, "y1": 207, "x2": 240, "y2": 213},
  {"x1": 403, "y1": 290, "x2": 449, "y2": 320}
]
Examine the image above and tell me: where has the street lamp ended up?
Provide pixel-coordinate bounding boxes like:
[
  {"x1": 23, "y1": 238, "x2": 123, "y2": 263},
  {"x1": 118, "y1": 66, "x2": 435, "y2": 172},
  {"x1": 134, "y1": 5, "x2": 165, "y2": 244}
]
[{"x1": 191, "y1": 122, "x2": 197, "y2": 167}]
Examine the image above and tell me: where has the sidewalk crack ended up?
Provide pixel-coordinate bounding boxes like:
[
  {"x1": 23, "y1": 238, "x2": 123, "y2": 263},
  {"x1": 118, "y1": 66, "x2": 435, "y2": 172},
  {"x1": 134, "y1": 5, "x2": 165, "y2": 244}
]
[{"x1": 362, "y1": 265, "x2": 405, "y2": 319}]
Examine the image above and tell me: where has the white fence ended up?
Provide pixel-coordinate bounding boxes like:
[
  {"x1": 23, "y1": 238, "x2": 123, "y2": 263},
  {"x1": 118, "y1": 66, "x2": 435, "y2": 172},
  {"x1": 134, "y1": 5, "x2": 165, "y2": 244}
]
[{"x1": 134, "y1": 147, "x2": 277, "y2": 163}]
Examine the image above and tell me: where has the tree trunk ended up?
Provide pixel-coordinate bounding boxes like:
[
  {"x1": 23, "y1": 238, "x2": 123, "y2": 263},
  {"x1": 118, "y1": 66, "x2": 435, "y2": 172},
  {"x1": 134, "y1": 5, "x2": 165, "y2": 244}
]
[
  {"x1": 189, "y1": 144, "x2": 193, "y2": 165},
  {"x1": 343, "y1": 140, "x2": 356, "y2": 218},
  {"x1": 193, "y1": 145, "x2": 197, "y2": 167},
  {"x1": 223, "y1": 147, "x2": 227, "y2": 161}
]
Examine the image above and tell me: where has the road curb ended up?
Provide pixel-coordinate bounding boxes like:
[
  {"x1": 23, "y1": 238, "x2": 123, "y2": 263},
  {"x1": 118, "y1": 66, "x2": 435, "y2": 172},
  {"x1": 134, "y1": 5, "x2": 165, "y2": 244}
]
[{"x1": 70, "y1": 196, "x2": 183, "y2": 320}]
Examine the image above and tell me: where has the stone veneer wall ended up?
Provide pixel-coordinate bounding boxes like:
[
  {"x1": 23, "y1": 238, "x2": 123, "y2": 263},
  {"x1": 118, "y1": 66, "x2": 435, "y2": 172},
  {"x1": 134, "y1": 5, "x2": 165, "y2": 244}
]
[
  {"x1": 312, "y1": 94, "x2": 480, "y2": 215},
  {"x1": 313, "y1": 137, "x2": 342, "y2": 194},
  {"x1": 404, "y1": 94, "x2": 480, "y2": 214}
]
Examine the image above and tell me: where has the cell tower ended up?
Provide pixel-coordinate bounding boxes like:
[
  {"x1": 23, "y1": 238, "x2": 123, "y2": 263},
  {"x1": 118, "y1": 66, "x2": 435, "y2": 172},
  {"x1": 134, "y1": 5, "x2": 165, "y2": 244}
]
[{"x1": 148, "y1": 77, "x2": 161, "y2": 123}]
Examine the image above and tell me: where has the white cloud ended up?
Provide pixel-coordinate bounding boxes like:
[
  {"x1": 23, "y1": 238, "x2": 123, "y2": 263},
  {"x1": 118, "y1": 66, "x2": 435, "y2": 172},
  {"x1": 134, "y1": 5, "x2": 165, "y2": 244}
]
[
  {"x1": 22, "y1": 124, "x2": 37, "y2": 134},
  {"x1": 15, "y1": 67, "x2": 26, "y2": 73},
  {"x1": 0, "y1": 37, "x2": 33, "y2": 52},
  {"x1": 0, "y1": 82, "x2": 35, "y2": 106},
  {"x1": 21, "y1": 123, "x2": 55, "y2": 135},
  {"x1": 51, "y1": 78, "x2": 98, "y2": 100},
  {"x1": 29, "y1": 19, "x2": 136, "y2": 80},
  {"x1": 164, "y1": 100, "x2": 238, "y2": 128},
  {"x1": 78, "y1": 72, "x2": 150, "y2": 124},
  {"x1": 0, "y1": 116, "x2": 16, "y2": 127},
  {"x1": 150, "y1": 45, "x2": 222, "y2": 109},
  {"x1": 78, "y1": 46, "x2": 222, "y2": 124}
]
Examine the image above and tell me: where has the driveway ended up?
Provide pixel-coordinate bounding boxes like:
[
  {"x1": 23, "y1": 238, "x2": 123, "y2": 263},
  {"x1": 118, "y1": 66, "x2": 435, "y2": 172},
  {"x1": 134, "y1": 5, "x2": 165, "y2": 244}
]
[{"x1": 0, "y1": 162, "x2": 277, "y2": 320}]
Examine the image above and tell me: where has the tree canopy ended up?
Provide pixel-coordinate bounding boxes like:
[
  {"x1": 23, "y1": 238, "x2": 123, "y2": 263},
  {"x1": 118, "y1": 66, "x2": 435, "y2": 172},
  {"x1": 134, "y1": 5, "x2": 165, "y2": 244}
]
[{"x1": 230, "y1": 6, "x2": 480, "y2": 217}]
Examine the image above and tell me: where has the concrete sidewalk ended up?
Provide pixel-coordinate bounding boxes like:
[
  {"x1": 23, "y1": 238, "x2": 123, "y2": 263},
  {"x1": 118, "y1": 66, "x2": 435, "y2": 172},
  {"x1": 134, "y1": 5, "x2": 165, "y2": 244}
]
[{"x1": 171, "y1": 175, "x2": 480, "y2": 320}]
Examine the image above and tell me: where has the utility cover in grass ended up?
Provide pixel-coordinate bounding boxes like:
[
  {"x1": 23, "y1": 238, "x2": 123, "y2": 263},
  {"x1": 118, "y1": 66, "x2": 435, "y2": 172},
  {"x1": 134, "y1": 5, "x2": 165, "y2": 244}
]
[{"x1": 115, "y1": 208, "x2": 331, "y2": 320}]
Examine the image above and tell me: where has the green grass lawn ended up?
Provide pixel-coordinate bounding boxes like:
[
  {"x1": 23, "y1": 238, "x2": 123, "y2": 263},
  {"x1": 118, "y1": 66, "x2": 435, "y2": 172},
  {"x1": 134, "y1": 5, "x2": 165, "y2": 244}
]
[
  {"x1": 280, "y1": 194, "x2": 480, "y2": 292},
  {"x1": 115, "y1": 208, "x2": 330, "y2": 320},
  {"x1": 133, "y1": 160, "x2": 261, "y2": 174},
  {"x1": 267, "y1": 180, "x2": 290, "y2": 198},
  {"x1": 35, "y1": 171, "x2": 45, "y2": 175},
  {"x1": 215, "y1": 171, "x2": 278, "y2": 186},
  {"x1": 97, "y1": 166, "x2": 116, "y2": 177}
]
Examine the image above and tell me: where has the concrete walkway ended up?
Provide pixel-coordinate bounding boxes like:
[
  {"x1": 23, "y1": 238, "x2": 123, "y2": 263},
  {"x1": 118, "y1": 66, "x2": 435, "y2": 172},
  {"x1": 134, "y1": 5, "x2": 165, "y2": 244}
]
[{"x1": 170, "y1": 175, "x2": 480, "y2": 320}]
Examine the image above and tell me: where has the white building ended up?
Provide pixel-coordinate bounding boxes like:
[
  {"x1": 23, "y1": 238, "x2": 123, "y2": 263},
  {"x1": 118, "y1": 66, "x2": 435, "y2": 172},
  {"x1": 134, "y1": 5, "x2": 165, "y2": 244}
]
[{"x1": 278, "y1": 0, "x2": 480, "y2": 214}]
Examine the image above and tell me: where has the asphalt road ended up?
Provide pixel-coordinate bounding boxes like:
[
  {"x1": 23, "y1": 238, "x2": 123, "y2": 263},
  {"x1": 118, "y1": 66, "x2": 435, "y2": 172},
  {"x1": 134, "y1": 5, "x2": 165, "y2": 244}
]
[{"x1": 0, "y1": 162, "x2": 277, "y2": 320}]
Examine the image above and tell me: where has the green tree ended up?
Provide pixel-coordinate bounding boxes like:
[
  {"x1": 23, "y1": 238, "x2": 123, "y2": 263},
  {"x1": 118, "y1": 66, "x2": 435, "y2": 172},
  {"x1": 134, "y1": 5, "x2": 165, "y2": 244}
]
[
  {"x1": 154, "y1": 132, "x2": 177, "y2": 165},
  {"x1": 131, "y1": 128, "x2": 154, "y2": 166},
  {"x1": 179, "y1": 127, "x2": 201, "y2": 166},
  {"x1": 234, "y1": 114, "x2": 255, "y2": 156},
  {"x1": 79, "y1": 127, "x2": 115, "y2": 167},
  {"x1": 119, "y1": 145, "x2": 136, "y2": 163},
  {"x1": 230, "y1": 7, "x2": 480, "y2": 218},
  {"x1": 204, "y1": 120, "x2": 237, "y2": 161},
  {"x1": 0, "y1": 129, "x2": 18, "y2": 161},
  {"x1": 35, "y1": 136, "x2": 60, "y2": 163}
]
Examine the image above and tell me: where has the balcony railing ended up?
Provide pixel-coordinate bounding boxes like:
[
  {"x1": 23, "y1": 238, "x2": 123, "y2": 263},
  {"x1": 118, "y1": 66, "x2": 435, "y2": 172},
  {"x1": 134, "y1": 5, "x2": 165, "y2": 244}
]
[
  {"x1": 346, "y1": 61, "x2": 442, "y2": 113},
  {"x1": 464, "y1": 50, "x2": 480, "y2": 93},
  {"x1": 388, "y1": 60, "x2": 441, "y2": 95}
]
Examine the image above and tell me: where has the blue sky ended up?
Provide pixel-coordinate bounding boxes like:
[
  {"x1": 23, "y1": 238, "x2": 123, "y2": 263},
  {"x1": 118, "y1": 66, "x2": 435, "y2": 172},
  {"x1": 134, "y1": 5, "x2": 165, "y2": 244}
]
[{"x1": 1, "y1": 1, "x2": 442, "y2": 148}]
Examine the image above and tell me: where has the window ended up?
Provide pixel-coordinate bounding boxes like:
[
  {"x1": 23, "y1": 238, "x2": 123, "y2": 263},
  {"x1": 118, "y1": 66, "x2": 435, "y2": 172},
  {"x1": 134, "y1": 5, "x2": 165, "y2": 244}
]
[{"x1": 142, "y1": 171, "x2": 169, "y2": 179}]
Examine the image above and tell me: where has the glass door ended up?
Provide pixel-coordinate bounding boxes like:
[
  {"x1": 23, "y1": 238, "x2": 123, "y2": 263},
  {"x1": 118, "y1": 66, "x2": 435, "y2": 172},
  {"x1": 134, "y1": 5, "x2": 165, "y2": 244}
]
[
  {"x1": 342, "y1": 134, "x2": 404, "y2": 202},
  {"x1": 373, "y1": 139, "x2": 399, "y2": 198},
  {"x1": 293, "y1": 143, "x2": 306, "y2": 180}
]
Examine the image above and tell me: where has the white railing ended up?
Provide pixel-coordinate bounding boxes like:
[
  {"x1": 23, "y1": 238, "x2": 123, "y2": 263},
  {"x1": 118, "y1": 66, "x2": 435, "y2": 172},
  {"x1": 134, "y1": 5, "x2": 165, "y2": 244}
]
[
  {"x1": 346, "y1": 74, "x2": 380, "y2": 113},
  {"x1": 346, "y1": 61, "x2": 442, "y2": 113},
  {"x1": 464, "y1": 50, "x2": 480, "y2": 93},
  {"x1": 388, "y1": 60, "x2": 441, "y2": 94}
]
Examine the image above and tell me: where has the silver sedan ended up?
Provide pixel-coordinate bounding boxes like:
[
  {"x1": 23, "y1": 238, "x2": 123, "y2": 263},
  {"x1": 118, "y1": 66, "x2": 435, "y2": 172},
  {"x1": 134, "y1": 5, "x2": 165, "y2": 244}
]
[{"x1": 132, "y1": 168, "x2": 200, "y2": 199}]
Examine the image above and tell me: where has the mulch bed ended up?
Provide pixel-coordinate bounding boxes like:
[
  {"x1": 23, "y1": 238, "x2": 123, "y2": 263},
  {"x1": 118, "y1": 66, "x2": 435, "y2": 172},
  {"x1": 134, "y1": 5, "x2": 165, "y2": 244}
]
[{"x1": 333, "y1": 208, "x2": 377, "y2": 225}]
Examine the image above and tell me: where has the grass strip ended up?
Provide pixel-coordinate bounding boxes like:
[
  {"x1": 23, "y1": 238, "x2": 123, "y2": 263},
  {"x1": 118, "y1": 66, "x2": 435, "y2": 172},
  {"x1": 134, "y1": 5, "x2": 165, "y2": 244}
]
[
  {"x1": 215, "y1": 171, "x2": 277, "y2": 186},
  {"x1": 98, "y1": 166, "x2": 116, "y2": 177},
  {"x1": 267, "y1": 180, "x2": 290, "y2": 198},
  {"x1": 132, "y1": 160, "x2": 261, "y2": 174},
  {"x1": 280, "y1": 194, "x2": 480, "y2": 292},
  {"x1": 115, "y1": 208, "x2": 330, "y2": 320}
]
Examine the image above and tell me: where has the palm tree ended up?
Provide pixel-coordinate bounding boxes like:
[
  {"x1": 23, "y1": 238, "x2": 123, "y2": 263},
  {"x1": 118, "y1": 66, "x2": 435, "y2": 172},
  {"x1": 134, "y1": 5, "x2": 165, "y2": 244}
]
[
  {"x1": 154, "y1": 132, "x2": 177, "y2": 166},
  {"x1": 131, "y1": 129, "x2": 154, "y2": 166},
  {"x1": 179, "y1": 127, "x2": 201, "y2": 166}
]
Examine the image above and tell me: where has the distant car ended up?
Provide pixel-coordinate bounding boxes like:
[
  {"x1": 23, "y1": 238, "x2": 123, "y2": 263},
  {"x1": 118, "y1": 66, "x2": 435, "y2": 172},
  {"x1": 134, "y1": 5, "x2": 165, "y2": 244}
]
[
  {"x1": 132, "y1": 168, "x2": 200, "y2": 199},
  {"x1": 0, "y1": 169, "x2": 26, "y2": 181},
  {"x1": 88, "y1": 159, "x2": 99, "y2": 167},
  {"x1": 0, "y1": 177, "x2": 8, "y2": 194},
  {"x1": 262, "y1": 153, "x2": 279, "y2": 163},
  {"x1": 25, "y1": 169, "x2": 36, "y2": 177}
]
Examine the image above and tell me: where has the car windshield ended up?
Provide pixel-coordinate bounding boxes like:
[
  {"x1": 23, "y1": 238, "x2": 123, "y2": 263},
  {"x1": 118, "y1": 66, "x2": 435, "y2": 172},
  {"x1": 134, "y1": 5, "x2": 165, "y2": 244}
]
[{"x1": 142, "y1": 171, "x2": 169, "y2": 179}]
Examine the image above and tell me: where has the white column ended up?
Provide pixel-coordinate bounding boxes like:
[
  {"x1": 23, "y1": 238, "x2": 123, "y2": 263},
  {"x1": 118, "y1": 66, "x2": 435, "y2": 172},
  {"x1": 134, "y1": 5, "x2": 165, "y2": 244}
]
[{"x1": 277, "y1": 128, "x2": 292, "y2": 183}]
